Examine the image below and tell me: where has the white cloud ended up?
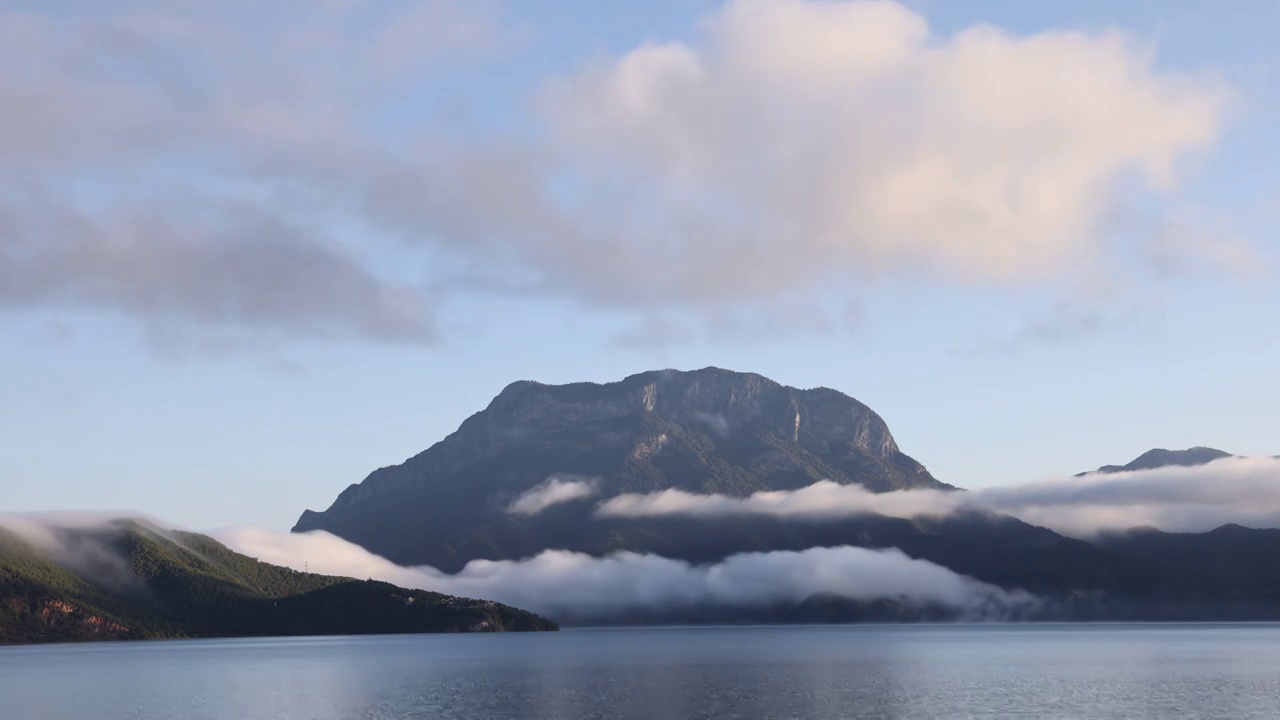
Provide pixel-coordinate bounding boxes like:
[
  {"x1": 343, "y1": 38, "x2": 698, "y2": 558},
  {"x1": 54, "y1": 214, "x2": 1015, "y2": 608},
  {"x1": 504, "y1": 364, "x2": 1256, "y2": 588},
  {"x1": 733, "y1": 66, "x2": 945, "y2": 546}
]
[
  {"x1": 0, "y1": 1, "x2": 504, "y2": 348},
  {"x1": 536, "y1": 0, "x2": 1228, "y2": 308},
  {"x1": 976, "y1": 455, "x2": 1280, "y2": 535},
  {"x1": 506, "y1": 475, "x2": 600, "y2": 516},
  {"x1": 596, "y1": 456, "x2": 1280, "y2": 536},
  {"x1": 217, "y1": 527, "x2": 1034, "y2": 621},
  {"x1": 0, "y1": 0, "x2": 1234, "y2": 351},
  {"x1": 597, "y1": 480, "x2": 966, "y2": 520}
]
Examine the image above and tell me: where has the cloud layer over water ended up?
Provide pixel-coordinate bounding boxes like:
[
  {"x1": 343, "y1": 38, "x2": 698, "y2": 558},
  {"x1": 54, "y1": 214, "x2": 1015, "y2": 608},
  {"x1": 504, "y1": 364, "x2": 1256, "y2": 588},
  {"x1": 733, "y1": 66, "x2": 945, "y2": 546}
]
[{"x1": 217, "y1": 527, "x2": 1033, "y2": 621}]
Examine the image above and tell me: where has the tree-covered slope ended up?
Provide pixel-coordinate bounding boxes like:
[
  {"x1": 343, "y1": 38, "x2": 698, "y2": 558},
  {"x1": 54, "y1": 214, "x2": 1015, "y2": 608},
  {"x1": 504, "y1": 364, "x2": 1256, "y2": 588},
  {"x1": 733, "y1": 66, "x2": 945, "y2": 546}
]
[
  {"x1": 0, "y1": 527, "x2": 138, "y2": 643},
  {"x1": 0, "y1": 521, "x2": 555, "y2": 645}
]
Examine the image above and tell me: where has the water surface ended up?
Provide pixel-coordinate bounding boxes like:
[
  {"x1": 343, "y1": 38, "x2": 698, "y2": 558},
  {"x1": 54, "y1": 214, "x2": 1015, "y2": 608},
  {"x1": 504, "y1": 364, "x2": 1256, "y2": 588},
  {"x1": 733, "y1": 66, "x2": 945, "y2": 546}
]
[{"x1": 3, "y1": 624, "x2": 1279, "y2": 719}]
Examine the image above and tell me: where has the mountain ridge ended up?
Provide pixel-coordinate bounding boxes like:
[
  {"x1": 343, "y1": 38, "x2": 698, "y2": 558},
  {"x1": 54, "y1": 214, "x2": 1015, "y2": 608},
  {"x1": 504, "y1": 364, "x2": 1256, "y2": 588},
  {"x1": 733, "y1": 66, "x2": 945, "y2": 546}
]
[{"x1": 1081, "y1": 446, "x2": 1234, "y2": 476}]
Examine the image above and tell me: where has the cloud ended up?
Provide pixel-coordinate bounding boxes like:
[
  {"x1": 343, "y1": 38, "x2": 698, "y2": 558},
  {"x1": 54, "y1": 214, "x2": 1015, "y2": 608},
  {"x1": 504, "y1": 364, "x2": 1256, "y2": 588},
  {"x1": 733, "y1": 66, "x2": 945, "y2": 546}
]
[
  {"x1": 976, "y1": 455, "x2": 1280, "y2": 536},
  {"x1": 506, "y1": 475, "x2": 600, "y2": 516},
  {"x1": 4, "y1": 511, "x2": 1038, "y2": 623},
  {"x1": 963, "y1": 299, "x2": 1159, "y2": 356},
  {"x1": 0, "y1": 1, "x2": 502, "y2": 349},
  {"x1": 217, "y1": 527, "x2": 1034, "y2": 621},
  {"x1": 597, "y1": 456, "x2": 1280, "y2": 536},
  {"x1": 0, "y1": 0, "x2": 1234, "y2": 351},
  {"x1": 0, "y1": 512, "x2": 167, "y2": 593},
  {"x1": 690, "y1": 411, "x2": 731, "y2": 438},
  {"x1": 533, "y1": 0, "x2": 1228, "y2": 310},
  {"x1": 597, "y1": 480, "x2": 965, "y2": 520},
  {"x1": 609, "y1": 315, "x2": 699, "y2": 349},
  {"x1": 0, "y1": 196, "x2": 436, "y2": 344}
]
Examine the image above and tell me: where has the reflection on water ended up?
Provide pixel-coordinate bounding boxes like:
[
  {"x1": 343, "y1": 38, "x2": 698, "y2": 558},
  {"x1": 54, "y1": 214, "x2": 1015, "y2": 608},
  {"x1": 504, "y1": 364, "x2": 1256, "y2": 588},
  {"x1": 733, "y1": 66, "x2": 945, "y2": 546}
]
[{"x1": 3, "y1": 624, "x2": 1280, "y2": 719}]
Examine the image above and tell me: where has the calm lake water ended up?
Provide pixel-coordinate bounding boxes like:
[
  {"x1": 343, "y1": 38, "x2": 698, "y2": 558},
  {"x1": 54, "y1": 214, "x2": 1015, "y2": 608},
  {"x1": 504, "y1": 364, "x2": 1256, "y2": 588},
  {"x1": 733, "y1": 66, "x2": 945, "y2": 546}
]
[{"x1": 3, "y1": 624, "x2": 1280, "y2": 719}]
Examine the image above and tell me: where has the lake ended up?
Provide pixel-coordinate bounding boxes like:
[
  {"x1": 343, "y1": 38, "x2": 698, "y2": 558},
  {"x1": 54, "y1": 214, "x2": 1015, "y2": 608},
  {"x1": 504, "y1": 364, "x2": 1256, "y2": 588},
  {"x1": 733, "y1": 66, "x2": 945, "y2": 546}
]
[{"x1": 2, "y1": 624, "x2": 1279, "y2": 719}]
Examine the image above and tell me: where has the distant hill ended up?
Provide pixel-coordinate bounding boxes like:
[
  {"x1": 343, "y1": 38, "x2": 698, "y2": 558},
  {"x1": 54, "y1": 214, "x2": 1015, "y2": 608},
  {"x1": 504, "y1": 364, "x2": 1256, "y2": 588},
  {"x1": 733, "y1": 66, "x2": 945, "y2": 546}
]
[
  {"x1": 1097, "y1": 524, "x2": 1280, "y2": 602},
  {"x1": 1060, "y1": 446, "x2": 1280, "y2": 619},
  {"x1": 0, "y1": 521, "x2": 556, "y2": 645},
  {"x1": 1082, "y1": 446, "x2": 1234, "y2": 475}
]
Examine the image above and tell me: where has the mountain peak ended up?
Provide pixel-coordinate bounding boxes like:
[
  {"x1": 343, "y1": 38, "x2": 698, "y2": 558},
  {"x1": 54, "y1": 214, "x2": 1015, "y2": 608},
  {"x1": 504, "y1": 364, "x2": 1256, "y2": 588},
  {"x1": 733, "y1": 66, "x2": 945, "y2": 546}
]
[
  {"x1": 293, "y1": 367, "x2": 949, "y2": 569},
  {"x1": 483, "y1": 367, "x2": 898, "y2": 455},
  {"x1": 1086, "y1": 446, "x2": 1233, "y2": 475}
]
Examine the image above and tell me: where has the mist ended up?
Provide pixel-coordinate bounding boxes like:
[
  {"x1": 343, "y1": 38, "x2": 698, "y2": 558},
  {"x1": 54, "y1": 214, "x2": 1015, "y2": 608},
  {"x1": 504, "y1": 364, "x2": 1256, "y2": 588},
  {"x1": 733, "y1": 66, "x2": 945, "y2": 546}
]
[
  {"x1": 597, "y1": 481, "x2": 967, "y2": 522},
  {"x1": 0, "y1": 512, "x2": 169, "y2": 593},
  {"x1": 215, "y1": 527, "x2": 1035, "y2": 622},
  {"x1": 596, "y1": 456, "x2": 1280, "y2": 536},
  {"x1": 507, "y1": 475, "x2": 600, "y2": 516},
  {"x1": 2, "y1": 512, "x2": 1034, "y2": 622}
]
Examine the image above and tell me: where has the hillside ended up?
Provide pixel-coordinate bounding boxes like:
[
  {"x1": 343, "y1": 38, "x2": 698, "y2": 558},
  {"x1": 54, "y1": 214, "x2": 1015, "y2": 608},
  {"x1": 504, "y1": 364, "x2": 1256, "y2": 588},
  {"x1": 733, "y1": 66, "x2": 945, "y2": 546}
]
[
  {"x1": 1096, "y1": 524, "x2": 1280, "y2": 602},
  {"x1": 0, "y1": 521, "x2": 556, "y2": 645}
]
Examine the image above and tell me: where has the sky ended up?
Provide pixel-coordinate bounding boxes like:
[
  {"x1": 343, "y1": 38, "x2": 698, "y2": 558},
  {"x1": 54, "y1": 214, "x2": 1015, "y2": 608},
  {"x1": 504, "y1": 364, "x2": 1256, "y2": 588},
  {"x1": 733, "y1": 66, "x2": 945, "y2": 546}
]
[{"x1": 1, "y1": 0, "x2": 1277, "y2": 531}]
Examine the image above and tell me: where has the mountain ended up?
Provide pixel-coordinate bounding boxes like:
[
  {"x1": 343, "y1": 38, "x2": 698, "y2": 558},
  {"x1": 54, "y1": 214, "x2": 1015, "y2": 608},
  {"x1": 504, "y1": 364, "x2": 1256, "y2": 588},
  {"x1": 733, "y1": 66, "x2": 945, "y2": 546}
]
[
  {"x1": 295, "y1": 367, "x2": 955, "y2": 571},
  {"x1": 1082, "y1": 446, "x2": 1233, "y2": 475},
  {"x1": 291, "y1": 368, "x2": 1195, "y2": 607},
  {"x1": 0, "y1": 520, "x2": 556, "y2": 645},
  {"x1": 1097, "y1": 524, "x2": 1280, "y2": 604},
  {"x1": 291, "y1": 370, "x2": 1280, "y2": 622},
  {"x1": 1076, "y1": 447, "x2": 1280, "y2": 614}
]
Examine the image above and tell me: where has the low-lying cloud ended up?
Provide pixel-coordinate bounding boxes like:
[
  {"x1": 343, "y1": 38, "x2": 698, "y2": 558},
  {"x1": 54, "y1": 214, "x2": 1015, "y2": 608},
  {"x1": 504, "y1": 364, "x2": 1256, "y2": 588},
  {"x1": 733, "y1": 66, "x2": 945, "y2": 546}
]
[
  {"x1": 598, "y1": 481, "x2": 964, "y2": 521},
  {"x1": 978, "y1": 455, "x2": 1280, "y2": 535},
  {"x1": 506, "y1": 475, "x2": 600, "y2": 516},
  {"x1": 598, "y1": 456, "x2": 1280, "y2": 536},
  {"x1": 0, "y1": 512, "x2": 168, "y2": 593},
  {"x1": 217, "y1": 527, "x2": 1033, "y2": 621}
]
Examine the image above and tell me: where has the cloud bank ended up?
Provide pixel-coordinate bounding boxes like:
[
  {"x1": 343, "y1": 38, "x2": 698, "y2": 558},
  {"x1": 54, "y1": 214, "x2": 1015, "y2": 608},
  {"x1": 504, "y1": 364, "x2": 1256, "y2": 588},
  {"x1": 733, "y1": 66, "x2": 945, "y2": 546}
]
[
  {"x1": 0, "y1": 0, "x2": 502, "y2": 347},
  {"x1": 598, "y1": 456, "x2": 1280, "y2": 536},
  {"x1": 0, "y1": 0, "x2": 1232, "y2": 350},
  {"x1": 506, "y1": 475, "x2": 600, "y2": 516},
  {"x1": 217, "y1": 527, "x2": 1033, "y2": 621},
  {"x1": 536, "y1": 0, "x2": 1226, "y2": 308},
  {"x1": 2, "y1": 514, "x2": 1032, "y2": 622}
]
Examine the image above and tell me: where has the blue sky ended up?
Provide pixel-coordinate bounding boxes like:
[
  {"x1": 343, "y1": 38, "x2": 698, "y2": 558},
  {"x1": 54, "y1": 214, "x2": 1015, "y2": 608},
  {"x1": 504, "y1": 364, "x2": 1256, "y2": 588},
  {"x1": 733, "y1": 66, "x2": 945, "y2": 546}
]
[{"x1": 1, "y1": 0, "x2": 1276, "y2": 530}]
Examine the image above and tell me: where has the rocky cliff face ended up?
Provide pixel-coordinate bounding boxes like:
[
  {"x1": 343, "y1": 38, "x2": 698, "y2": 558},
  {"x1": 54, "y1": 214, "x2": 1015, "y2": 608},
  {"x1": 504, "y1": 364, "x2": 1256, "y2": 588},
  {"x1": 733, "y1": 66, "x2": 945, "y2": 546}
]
[{"x1": 294, "y1": 367, "x2": 952, "y2": 569}]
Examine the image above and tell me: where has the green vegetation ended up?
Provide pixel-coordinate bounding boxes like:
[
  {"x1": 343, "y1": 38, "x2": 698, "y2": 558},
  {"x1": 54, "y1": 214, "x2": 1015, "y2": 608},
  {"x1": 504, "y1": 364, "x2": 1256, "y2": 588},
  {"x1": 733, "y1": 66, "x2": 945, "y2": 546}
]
[{"x1": 0, "y1": 522, "x2": 556, "y2": 645}]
